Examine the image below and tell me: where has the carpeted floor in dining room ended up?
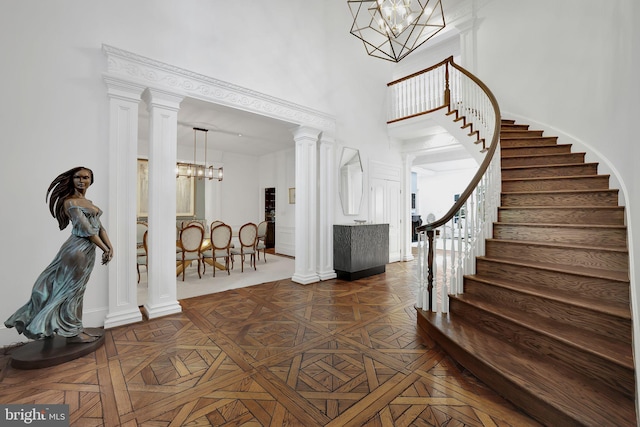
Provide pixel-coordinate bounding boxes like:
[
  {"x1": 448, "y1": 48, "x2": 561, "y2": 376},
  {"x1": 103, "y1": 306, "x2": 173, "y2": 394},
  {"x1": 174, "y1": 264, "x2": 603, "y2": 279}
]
[
  {"x1": 138, "y1": 249, "x2": 296, "y2": 305},
  {"x1": 0, "y1": 256, "x2": 541, "y2": 426}
]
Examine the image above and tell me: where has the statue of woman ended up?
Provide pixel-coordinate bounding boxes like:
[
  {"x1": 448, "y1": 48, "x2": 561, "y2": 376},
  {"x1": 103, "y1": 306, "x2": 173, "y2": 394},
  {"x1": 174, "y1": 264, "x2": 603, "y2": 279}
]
[{"x1": 4, "y1": 166, "x2": 113, "y2": 343}]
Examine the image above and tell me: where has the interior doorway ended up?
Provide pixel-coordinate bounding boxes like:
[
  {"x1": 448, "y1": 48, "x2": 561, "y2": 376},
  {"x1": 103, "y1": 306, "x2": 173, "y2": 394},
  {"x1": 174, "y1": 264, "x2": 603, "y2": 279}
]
[
  {"x1": 370, "y1": 177, "x2": 402, "y2": 262},
  {"x1": 264, "y1": 187, "x2": 275, "y2": 248}
]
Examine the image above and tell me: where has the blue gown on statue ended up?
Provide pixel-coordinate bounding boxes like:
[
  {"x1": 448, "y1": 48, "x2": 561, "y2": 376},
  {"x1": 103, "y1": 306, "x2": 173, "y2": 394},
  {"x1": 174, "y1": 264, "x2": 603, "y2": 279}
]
[{"x1": 4, "y1": 205, "x2": 102, "y2": 340}]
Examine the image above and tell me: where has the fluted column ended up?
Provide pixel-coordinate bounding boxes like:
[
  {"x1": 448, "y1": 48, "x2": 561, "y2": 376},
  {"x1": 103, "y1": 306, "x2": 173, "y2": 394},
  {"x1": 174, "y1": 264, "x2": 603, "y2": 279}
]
[
  {"x1": 317, "y1": 132, "x2": 337, "y2": 280},
  {"x1": 103, "y1": 76, "x2": 145, "y2": 329},
  {"x1": 292, "y1": 126, "x2": 321, "y2": 284},
  {"x1": 141, "y1": 88, "x2": 184, "y2": 319}
]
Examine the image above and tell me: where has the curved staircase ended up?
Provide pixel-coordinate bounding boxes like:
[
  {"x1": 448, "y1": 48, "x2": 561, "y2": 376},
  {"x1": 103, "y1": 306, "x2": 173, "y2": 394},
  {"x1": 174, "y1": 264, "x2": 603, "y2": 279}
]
[{"x1": 417, "y1": 119, "x2": 636, "y2": 426}]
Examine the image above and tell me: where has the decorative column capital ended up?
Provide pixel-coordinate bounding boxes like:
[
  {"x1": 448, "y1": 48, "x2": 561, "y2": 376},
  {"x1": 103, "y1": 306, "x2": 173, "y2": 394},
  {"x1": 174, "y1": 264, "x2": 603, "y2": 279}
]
[
  {"x1": 292, "y1": 126, "x2": 322, "y2": 142},
  {"x1": 141, "y1": 88, "x2": 183, "y2": 112}
]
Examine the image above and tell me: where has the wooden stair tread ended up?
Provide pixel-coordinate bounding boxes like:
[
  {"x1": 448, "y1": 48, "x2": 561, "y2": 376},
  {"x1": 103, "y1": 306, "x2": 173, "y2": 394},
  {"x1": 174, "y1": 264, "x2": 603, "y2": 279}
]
[
  {"x1": 502, "y1": 174, "x2": 609, "y2": 182},
  {"x1": 499, "y1": 205, "x2": 624, "y2": 211},
  {"x1": 497, "y1": 206, "x2": 626, "y2": 223},
  {"x1": 453, "y1": 293, "x2": 634, "y2": 368},
  {"x1": 422, "y1": 312, "x2": 636, "y2": 426},
  {"x1": 476, "y1": 254, "x2": 630, "y2": 283},
  {"x1": 501, "y1": 143, "x2": 572, "y2": 153},
  {"x1": 500, "y1": 136, "x2": 557, "y2": 140},
  {"x1": 502, "y1": 162, "x2": 599, "y2": 170},
  {"x1": 493, "y1": 221, "x2": 627, "y2": 231},
  {"x1": 486, "y1": 236, "x2": 628, "y2": 254},
  {"x1": 480, "y1": 249, "x2": 629, "y2": 280},
  {"x1": 502, "y1": 151, "x2": 583, "y2": 158},
  {"x1": 501, "y1": 161, "x2": 598, "y2": 170},
  {"x1": 501, "y1": 188, "x2": 618, "y2": 195},
  {"x1": 467, "y1": 273, "x2": 631, "y2": 320}
]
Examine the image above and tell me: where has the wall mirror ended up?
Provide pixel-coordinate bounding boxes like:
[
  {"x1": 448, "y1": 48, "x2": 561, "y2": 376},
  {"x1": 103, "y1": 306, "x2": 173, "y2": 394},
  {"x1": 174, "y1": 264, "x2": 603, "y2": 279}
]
[{"x1": 339, "y1": 147, "x2": 364, "y2": 215}]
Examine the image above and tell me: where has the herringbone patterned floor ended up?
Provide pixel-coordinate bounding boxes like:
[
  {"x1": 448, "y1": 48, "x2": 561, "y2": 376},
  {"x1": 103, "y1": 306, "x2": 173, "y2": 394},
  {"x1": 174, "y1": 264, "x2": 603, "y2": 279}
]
[{"x1": 0, "y1": 261, "x2": 540, "y2": 426}]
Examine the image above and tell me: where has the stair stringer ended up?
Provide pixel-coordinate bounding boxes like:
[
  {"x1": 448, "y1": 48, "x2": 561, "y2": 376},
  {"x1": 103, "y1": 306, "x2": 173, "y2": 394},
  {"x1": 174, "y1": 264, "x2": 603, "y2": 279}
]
[{"x1": 387, "y1": 107, "x2": 487, "y2": 164}]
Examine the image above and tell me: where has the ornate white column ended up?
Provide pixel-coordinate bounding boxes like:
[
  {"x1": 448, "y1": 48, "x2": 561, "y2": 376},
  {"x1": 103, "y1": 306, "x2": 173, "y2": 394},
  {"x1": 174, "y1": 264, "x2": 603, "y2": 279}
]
[
  {"x1": 292, "y1": 126, "x2": 321, "y2": 284},
  {"x1": 103, "y1": 76, "x2": 145, "y2": 329},
  {"x1": 141, "y1": 88, "x2": 184, "y2": 319},
  {"x1": 317, "y1": 132, "x2": 337, "y2": 280},
  {"x1": 403, "y1": 153, "x2": 416, "y2": 261}
]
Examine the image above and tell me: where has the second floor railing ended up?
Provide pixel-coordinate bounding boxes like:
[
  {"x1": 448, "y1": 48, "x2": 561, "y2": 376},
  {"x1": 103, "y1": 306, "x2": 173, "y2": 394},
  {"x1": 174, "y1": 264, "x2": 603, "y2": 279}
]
[{"x1": 387, "y1": 56, "x2": 501, "y2": 313}]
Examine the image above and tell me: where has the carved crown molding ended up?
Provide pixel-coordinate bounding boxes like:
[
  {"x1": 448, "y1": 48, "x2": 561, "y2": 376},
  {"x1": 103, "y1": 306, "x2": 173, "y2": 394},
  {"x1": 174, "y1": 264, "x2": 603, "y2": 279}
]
[{"x1": 102, "y1": 44, "x2": 336, "y2": 132}]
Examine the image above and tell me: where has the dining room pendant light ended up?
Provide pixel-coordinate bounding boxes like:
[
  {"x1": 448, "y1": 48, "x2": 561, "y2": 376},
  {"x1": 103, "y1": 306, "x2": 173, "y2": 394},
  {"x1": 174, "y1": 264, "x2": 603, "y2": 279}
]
[
  {"x1": 348, "y1": 0, "x2": 445, "y2": 62},
  {"x1": 176, "y1": 127, "x2": 223, "y2": 181}
]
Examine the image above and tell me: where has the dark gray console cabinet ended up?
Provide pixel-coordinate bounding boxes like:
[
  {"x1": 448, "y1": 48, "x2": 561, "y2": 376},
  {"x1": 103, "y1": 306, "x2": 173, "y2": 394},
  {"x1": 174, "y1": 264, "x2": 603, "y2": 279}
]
[{"x1": 333, "y1": 223, "x2": 389, "y2": 280}]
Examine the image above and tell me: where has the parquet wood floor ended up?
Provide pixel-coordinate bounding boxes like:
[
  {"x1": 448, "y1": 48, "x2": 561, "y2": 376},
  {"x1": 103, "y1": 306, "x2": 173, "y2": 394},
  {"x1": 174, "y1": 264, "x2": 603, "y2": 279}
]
[{"x1": 0, "y1": 261, "x2": 541, "y2": 426}]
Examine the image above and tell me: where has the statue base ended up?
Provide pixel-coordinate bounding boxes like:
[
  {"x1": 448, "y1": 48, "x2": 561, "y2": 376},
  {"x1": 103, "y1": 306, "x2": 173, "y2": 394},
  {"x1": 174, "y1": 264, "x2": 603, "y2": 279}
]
[{"x1": 7, "y1": 328, "x2": 105, "y2": 369}]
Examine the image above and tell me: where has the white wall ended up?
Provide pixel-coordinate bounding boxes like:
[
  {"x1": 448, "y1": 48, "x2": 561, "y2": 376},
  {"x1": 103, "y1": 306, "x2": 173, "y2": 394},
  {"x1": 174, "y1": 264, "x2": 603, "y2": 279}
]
[
  {"x1": 258, "y1": 148, "x2": 296, "y2": 257},
  {"x1": 415, "y1": 167, "x2": 478, "y2": 221},
  {"x1": 0, "y1": 0, "x2": 396, "y2": 346}
]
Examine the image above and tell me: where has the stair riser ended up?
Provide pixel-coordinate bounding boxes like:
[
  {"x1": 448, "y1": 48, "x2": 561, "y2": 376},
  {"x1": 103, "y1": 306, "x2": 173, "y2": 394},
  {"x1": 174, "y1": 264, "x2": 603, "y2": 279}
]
[
  {"x1": 485, "y1": 240, "x2": 629, "y2": 273},
  {"x1": 492, "y1": 224, "x2": 627, "y2": 249},
  {"x1": 501, "y1": 153, "x2": 585, "y2": 168},
  {"x1": 502, "y1": 176, "x2": 610, "y2": 192},
  {"x1": 501, "y1": 136, "x2": 558, "y2": 147},
  {"x1": 502, "y1": 164, "x2": 598, "y2": 179},
  {"x1": 501, "y1": 191, "x2": 619, "y2": 207},
  {"x1": 502, "y1": 145, "x2": 571, "y2": 157},
  {"x1": 500, "y1": 130, "x2": 544, "y2": 138},
  {"x1": 463, "y1": 278, "x2": 631, "y2": 344},
  {"x1": 501, "y1": 124, "x2": 529, "y2": 131},
  {"x1": 449, "y1": 298, "x2": 635, "y2": 397},
  {"x1": 475, "y1": 258, "x2": 629, "y2": 307},
  {"x1": 498, "y1": 207, "x2": 626, "y2": 225}
]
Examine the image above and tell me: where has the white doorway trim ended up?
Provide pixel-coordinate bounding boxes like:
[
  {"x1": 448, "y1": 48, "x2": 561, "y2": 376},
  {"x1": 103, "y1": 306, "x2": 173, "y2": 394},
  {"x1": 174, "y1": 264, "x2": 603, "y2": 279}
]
[{"x1": 102, "y1": 45, "x2": 336, "y2": 328}]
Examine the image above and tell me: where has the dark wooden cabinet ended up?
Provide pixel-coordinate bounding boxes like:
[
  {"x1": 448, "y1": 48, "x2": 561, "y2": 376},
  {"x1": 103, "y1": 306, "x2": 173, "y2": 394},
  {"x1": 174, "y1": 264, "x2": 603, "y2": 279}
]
[
  {"x1": 266, "y1": 222, "x2": 275, "y2": 248},
  {"x1": 265, "y1": 188, "x2": 275, "y2": 248},
  {"x1": 333, "y1": 224, "x2": 389, "y2": 280}
]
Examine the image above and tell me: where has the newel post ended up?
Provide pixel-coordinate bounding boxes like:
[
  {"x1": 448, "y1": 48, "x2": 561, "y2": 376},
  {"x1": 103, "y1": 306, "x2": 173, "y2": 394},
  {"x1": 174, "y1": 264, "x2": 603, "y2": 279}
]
[
  {"x1": 426, "y1": 228, "x2": 435, "y2": 311},
  {"x1": 444, "y1": 61, "x2": 451, "y2": 112}
]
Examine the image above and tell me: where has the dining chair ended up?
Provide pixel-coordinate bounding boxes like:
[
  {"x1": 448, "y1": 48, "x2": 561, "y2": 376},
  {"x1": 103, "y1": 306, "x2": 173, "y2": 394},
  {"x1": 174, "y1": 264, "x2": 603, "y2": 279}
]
[
  {"x1": 176, "y1": 224, "x2": 204, "y2": 281},
  {"x1": 136, "y1": 221, "x2": 148, "y2": 257},
  {"x1": 210, "y1": 220, "x2": 224, "y2": 231},
  {"x1": 256, "y1": 220, "x2": 268, "y2": 262},
  {"x1": 202, "y1": 223, "x2": 232, "y2": 277},
  {"x1": 136, "y1": 230, "x2": 148, "y2": 283},
  {"x1": 184, "y1": 220, "x2": 205, "y2": 230},
  {"x1": 230, "y1": 222, "x2": 258, "y2": 272}
]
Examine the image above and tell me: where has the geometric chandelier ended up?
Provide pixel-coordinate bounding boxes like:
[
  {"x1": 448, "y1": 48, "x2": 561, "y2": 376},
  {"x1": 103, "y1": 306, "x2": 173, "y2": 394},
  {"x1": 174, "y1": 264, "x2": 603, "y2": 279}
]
[
  {"x1": 348, "y1": 0, "x2": 445, "y2": 62},
  {"x1": 176, "y1": 127, "x2": 223, "y2": 181}
]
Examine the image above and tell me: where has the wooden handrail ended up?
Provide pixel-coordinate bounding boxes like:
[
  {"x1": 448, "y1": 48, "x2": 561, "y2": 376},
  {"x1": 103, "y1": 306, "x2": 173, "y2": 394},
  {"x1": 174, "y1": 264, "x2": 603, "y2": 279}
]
[
  {"x1": 416, "y1": 60, "x2": 501, "y2": 234},
  {"x1": 387, "y1": 57, "x2": 500, "y2": 312},
  {"x1": 387, "y1": 56, "x2": 454, "y2": 86}
]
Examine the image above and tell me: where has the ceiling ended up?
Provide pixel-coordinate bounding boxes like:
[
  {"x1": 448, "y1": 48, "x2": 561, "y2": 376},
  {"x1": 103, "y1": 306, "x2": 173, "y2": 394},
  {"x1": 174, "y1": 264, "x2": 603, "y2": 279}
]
[
  {"x1": 138, "y1": 96, "x2": 472, "y2": 172},
  {"x1": 139, "y1": 97, "x2": 296, "y2": 157}
]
